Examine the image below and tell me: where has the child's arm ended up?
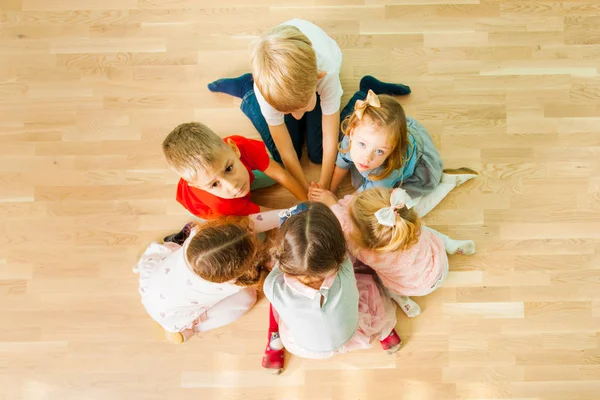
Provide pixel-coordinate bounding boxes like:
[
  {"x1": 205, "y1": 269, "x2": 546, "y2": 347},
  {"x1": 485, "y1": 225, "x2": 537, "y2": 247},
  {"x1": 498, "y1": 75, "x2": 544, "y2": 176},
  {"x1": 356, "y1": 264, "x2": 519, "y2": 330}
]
[
  {"x1": 308, "y1": 187, "x2": 338, "y2": 207},
  {"x1": 330, "y1": 165, "x2": 350, "y2": 193},
  {"x1": 318, "y1": 111, "x2": 341, "y2": 190},
  {"x1": 249, "y1": 209, "x2": 284, "y2": 233},
  {"x1": 270, "y1": 124, "x2": 310, "y2": 191},
  {"x1": 263, "y1": 158, "x2": 308, "y2": 201}
]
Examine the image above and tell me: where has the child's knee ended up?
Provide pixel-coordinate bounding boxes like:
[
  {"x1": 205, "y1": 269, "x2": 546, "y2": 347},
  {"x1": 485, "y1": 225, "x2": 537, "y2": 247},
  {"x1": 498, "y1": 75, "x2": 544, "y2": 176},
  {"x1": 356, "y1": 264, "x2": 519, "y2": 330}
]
[{"x1": 307, "y1": 148, "x2": 323, "y2": 164}]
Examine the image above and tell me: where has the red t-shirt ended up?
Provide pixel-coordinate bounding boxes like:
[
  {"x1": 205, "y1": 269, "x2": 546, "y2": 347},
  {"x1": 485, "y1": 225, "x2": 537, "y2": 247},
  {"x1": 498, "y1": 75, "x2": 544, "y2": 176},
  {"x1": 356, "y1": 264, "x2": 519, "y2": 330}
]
[{"x1": 176, "y1": 135, "x2": 270, "y2": 219}]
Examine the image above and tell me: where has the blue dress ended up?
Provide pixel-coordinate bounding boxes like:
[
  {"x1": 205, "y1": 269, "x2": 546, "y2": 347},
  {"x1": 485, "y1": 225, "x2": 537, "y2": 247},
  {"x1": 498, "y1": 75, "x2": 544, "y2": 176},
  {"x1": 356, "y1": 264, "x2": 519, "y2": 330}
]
[{"x1": 335, "y1": 116, "x2": 443, "y2": 197}]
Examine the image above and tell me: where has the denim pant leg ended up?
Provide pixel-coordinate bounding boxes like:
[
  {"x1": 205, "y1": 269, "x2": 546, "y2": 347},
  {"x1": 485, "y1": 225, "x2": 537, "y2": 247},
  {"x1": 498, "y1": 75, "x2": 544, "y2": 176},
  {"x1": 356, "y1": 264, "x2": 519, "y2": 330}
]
[
  {"x1": 240, "y1": 89, "x2": 303, "y2": 163},
  {"x1": 340, "y1": 91, "x2": 367, "y2": 125},
  {"x1": 305, "y1": 94, "x2": 323, "y2": 164},
  {"x1": 240, "y1": 89, "x2": 282, "y2": 162},
  {"x1": 284, "y1": 114, "x2": 304, "y2": 161}
]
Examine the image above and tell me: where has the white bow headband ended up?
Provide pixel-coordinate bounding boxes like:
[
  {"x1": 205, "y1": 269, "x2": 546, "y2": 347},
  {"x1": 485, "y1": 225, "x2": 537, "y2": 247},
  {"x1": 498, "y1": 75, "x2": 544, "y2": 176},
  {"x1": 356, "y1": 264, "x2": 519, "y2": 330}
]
[{"x1": 374, "y1": 189, "x2": 418, "y2": 227}]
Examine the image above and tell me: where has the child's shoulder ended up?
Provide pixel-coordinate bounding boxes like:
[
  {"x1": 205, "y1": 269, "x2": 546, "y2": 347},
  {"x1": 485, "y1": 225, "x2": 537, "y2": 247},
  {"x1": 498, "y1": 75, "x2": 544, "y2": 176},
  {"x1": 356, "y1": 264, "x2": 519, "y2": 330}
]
[
  {"x1": 283, "y1": 19, "x2": 341, "y2": 70},
  {"x1": 225, "y1": 135, "x2": 267, "y2": 153},
  {"x1": 405, "y1": 115, "x2": 427, "y2": 136},
  {"x1": 337, "y1": 256, "x2": 355, "y2": 277},
  {"x1": 226, "y1": 135, "x2": 270, "y2": 169},
  {"x1": 224, "y1": 134, "x2": 264, "y2": 148},
  {"x1": 264, "y1": 265, "x2": 284, "y2": 286},
  {"x1": 283, "y1": 19, "x2": 330, "y2": 38},
  {"x1": 263, "y1": 266, "x2": 285, "y2": 300}
]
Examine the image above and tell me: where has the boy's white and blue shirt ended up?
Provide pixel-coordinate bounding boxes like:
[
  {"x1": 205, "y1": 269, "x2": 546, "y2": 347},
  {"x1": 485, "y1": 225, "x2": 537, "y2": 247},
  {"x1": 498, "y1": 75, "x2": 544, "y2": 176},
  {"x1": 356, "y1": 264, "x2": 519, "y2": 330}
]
[{"x1": 336, "y1": 117, "x2": 420, "y2": 192}]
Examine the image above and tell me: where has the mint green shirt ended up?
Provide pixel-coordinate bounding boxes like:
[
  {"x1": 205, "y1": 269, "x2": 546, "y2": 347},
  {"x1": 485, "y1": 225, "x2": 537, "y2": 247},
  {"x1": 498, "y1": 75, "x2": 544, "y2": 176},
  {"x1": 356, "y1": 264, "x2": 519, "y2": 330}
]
[{"x1": 263, "y1": 257, "x2": 359, "y2": 353}]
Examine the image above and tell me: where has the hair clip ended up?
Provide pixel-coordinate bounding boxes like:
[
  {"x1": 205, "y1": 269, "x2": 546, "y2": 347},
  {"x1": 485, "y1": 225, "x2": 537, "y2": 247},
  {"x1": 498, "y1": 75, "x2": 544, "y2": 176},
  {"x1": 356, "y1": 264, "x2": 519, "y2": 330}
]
[
  {"x1": 374, "y1": 189, "x2": 418, "y2": 227},
  {"x1": 354, "y1": 90, "x2": 381, "y2": 120},
  {"x1": 279, "y1": 203, "x2": 309, "y2": 227}
]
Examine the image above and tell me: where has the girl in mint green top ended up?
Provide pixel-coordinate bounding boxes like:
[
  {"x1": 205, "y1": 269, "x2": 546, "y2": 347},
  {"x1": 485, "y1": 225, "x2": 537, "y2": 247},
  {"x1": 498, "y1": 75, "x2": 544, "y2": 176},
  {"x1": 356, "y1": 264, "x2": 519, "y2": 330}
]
[{"x1": 264, "y1": 202, "x2": 401, "y2": 359}]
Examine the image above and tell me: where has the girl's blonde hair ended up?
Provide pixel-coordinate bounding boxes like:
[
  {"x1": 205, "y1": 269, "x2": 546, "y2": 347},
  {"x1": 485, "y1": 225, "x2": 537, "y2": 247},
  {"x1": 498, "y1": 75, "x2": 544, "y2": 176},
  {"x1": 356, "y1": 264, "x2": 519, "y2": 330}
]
[
  {"x1": 349, "y1": 188, "x2": 421, "y2": 253},
  {"x1": 186, "y1": 217, "x2": 268, "y2": 287},
  {"x1": 251, "y1": 24, "x2": 318, "y2": 113},
  {"x1": 273, "y1": 202, "x2": 347, "y2": 277},
  {"x1": 340, "y1": 93, "x2": 410, "y2": 181}
]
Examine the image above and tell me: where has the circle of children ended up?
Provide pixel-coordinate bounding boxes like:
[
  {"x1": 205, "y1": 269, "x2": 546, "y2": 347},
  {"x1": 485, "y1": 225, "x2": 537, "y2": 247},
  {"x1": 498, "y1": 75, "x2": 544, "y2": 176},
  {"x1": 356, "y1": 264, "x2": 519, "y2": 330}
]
[{"x1": 134, "y1": 19, "x2": 478, "y2": 374}]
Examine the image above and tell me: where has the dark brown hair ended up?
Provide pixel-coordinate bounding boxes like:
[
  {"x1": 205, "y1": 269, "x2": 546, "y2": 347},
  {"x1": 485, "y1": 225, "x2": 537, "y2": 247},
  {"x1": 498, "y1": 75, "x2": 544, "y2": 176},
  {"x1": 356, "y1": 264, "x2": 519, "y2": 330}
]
[
  {"x1": 185, "y1": 217, "x2": 268, "y2": 287},
  {"x1": 273, "y1": 202, "x2": 347, "y2": 277}
]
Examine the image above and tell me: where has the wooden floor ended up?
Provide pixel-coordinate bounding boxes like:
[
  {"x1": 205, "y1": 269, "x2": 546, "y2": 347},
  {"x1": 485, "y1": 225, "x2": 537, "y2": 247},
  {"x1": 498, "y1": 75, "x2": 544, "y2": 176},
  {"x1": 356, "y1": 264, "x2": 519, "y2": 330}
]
[{"x1": 2, "y1": 1, "x2": 600, "y2": 399}]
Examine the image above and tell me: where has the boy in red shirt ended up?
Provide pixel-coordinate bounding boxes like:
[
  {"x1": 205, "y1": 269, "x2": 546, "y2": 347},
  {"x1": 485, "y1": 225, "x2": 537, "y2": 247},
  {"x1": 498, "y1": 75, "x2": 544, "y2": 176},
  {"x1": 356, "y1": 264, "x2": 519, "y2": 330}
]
[{"x1": 163, "y1": 122, "x2": 306, "y2": 225}]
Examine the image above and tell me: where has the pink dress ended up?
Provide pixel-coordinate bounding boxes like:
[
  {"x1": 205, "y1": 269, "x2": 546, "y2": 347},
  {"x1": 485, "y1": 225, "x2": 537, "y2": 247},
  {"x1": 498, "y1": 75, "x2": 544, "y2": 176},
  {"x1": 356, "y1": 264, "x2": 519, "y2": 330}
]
[
  {"x1": 332, "y1": 195, "x2": 449, "y2": 297},
  {"x1": 264, "y1": 258, "x2": 397, "y2": 359}
]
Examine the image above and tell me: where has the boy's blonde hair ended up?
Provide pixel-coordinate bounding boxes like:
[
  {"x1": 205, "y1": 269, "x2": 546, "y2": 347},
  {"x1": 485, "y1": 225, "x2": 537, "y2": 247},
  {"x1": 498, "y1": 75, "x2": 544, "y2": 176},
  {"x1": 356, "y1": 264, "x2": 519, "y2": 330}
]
[
  {"x1": 349, "y1": 187, "x2": 421, "y2": 253},
  {"x1": 162, "y1": 122, "x2": 228, "y2": 182},
  {"x1": 340, "y1": 93, "x2": 410, "y2": 181},
  {"x1": 251, "y1": 24, "x2": 318, "y2": 113}
]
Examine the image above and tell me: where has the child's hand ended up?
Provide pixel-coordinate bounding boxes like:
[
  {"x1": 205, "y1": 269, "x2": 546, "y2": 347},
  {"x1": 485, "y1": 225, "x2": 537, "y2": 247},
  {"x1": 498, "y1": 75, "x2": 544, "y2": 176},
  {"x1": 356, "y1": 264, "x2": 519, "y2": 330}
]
[
  {"x1": 308, "y1": 181, "x2": 321, "y2": 200},
  {"x1": 317, "y1": 179, "x2": 330, "y2": 192},
  {"x1": 309, "y1": 187, "x2": 338, "y2": 207}
]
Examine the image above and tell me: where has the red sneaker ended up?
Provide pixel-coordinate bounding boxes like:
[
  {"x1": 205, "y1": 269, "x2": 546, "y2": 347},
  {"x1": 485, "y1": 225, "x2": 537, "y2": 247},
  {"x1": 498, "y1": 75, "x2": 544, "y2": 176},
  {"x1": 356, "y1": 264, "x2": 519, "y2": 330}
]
[
  {"x1": 261, "y1": 332, "x2": 284, "y2": 374},
  {"x1": 380, "y1": 329, "x2": 402, "y2": 354}
]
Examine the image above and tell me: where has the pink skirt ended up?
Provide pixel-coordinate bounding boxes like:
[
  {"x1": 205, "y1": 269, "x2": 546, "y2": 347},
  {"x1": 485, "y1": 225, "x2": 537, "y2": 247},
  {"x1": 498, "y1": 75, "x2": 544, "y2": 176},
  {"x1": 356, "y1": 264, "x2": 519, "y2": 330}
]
[{"x1": 280, "y1": 273, "x2": 397, "y2": 359}]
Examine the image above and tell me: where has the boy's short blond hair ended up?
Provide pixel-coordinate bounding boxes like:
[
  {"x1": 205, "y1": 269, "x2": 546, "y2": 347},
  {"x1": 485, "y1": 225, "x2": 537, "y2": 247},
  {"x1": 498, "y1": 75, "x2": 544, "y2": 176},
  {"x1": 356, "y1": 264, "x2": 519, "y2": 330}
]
[
  {"x1": 251, "y1": 24, "x2": 318, "y2": 113},
  {"x1": 162, "y1": 122, "x2": 227, "y2": 182}
]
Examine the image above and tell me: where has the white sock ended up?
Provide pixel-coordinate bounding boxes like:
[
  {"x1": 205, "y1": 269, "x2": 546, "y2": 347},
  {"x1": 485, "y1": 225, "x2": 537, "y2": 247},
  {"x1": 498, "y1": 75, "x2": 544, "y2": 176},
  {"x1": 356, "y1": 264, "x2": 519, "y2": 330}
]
[
  {"x1": 389, "y1": 292, "x2": 421, "y2": 318},
  {"x1": 445, "y1": 239, "x2": 476, "y2": 255},
  {"x1": 424, "y1": 226, "x2": 476, "y2": 255},
  {"x1": 413, "y1": 172, "x2": 477, "y2": 217},
  {"x1": 442, "y1": 171, "x2": 478, "y2": 187}
]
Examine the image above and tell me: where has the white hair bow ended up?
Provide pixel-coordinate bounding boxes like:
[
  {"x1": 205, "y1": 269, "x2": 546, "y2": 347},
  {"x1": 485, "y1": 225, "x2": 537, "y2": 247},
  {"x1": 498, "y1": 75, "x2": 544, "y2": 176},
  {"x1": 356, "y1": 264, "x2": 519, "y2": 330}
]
[{"x1": 374, "y1": 189, "x2": 418, "y2": 227}]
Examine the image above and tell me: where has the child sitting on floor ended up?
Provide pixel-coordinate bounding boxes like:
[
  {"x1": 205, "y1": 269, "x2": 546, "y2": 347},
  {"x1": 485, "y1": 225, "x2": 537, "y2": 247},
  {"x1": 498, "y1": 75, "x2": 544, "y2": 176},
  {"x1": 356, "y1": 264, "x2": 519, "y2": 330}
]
[
  {"x1": 162, "y1": 121, "x2": 306, "y2": 243},
  {"x1": 262, "y1": 202, "x2": 401, "y2": 373},
  {"x1": 311, "y1": 187, "x2": 475, "y2": 317},
  {"x1": 134, "y1": 211, "x2": 280, "y2": 344},
  {"x1": 310, "y1": 89, "x2": 477, "y2": 217}
]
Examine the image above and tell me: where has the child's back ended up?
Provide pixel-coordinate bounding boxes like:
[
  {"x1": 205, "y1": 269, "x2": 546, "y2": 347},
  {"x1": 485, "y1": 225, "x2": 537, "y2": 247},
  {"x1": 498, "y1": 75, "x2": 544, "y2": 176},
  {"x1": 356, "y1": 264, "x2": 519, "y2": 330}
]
[
  {"x1": 335, "y1": 188, "x2": 475, "y2": 298},
  {"x1": 252, "y1": 18, "x2": 343, "y2": 124},
  {"x1": 135, "y1": 218, "x2": 270, "y2": 340},
  {"x1": 264, "y1": 257, "x2": 358, "y2": 353},
  {"x1": 351, "y1": 218, "x2": 447, "y2": 296},
  {"x1": 138, "y1": 241, "x2": 246, "y2": 333}
]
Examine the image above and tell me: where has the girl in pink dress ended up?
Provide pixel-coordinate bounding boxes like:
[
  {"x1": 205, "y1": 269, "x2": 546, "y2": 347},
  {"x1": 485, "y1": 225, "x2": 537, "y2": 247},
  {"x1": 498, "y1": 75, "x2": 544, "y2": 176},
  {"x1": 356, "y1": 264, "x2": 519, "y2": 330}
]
[
  {"x1": 310, "y1": 187, "x2": 475, "y2": 317},
  {"x1": 263, "y1": 202, "x2": 401, "y2": 365}
]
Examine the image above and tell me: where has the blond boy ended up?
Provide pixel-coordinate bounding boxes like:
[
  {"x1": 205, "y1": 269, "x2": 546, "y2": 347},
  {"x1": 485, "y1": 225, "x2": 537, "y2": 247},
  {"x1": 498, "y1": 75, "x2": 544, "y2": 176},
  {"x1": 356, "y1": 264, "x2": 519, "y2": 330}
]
[
  {"x1": 208, "y1": 19, "x2": 344, "y2": 192},
  {"x1": 163, "y1": 122, "x2": 306, "y2": 219}
]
